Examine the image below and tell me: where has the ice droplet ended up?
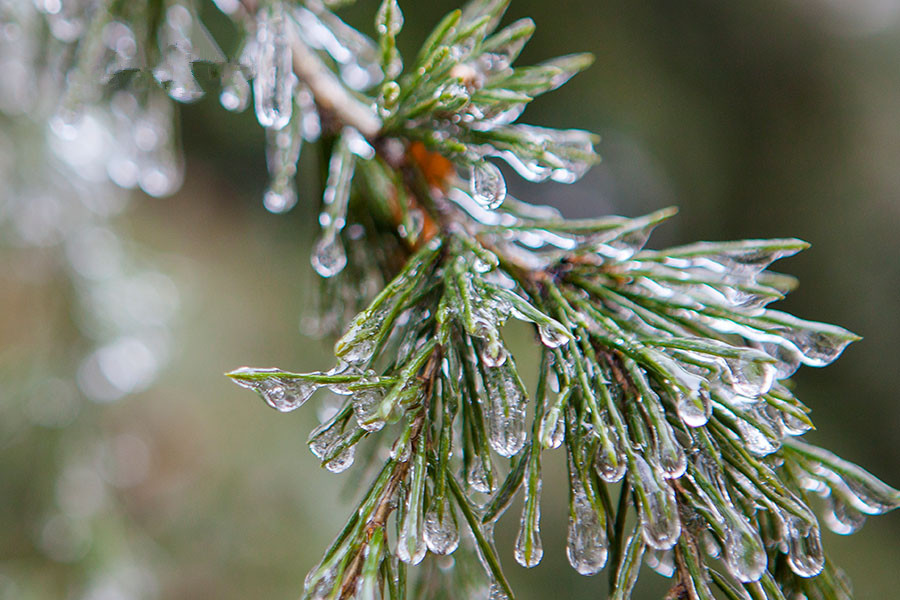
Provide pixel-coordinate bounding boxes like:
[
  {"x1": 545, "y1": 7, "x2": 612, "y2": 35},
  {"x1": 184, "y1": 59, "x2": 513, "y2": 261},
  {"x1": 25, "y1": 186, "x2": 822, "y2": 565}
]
[
  {"x1": 566, "y1": 488, "x2": 608, "y2": 575},
  {"x1": 786, "y1": 519, "x2": 824, "y2": 578},
  {"x1": 488, "y1": 582, "x2": 510, "y2": 600},
  {"x1": 254, "y1": 2, "x2": 296, "y2": 130},
  {"x1": 721, "y1": 504, "x2": 767, "y2": 583},
  {"x1": 323, "y1": 444, "x2": 355, "y2": 473},
  {"x1": 153, "y1": 5, "x2": 204, "y2": 103},
  {"x1": 470, "y1": 161, "x2": 507, "y2": 210},
  {"x1": 514, "y1": 468, "x2": 543, "y2": 568},
  {"x1": 595, "y1": 430, "x2": 627, "y2": 483},
  {"x1": 230, "y1": 368, "x2": 316, "y2": 412},
  {"x1": 424, "y1": 496, "x2": 459, "y2": 555},
  {"x1": 311, "y1": 232, "x2": 348, "y2": 277},
  {"x1": 632, "y1": 454, "x2": 681, "y2": 550},
  {"x1": 483, "y1": 362, "x2": 527, "y2": 458},
  {"x1": 220, "y1": 64, "x2": 250, "y2": 112},
  {"x1": 351, "y1": 387, "x2": 387, "y2": 432},
  {"x1": 480, "y1": 336, "x2": 508, "y2": 368},
  {"x1": 537, "y1": 322, "x2": 570, "y2": 349},
  {"x1": 644, "y1": 548, "x2": 675, "y2": 577},
  {"x1": 466, "y1": 455, "x2": 493, "y2": 493},
  {"x1": 823, "y1": 494, "x2": 866, "y2": 535},
  {"x1": 675, "y1": 387, "x2": 711, "y2": 428},
  {"x1": 538, "y1": 404, "x2": 565, "y2": 449}
]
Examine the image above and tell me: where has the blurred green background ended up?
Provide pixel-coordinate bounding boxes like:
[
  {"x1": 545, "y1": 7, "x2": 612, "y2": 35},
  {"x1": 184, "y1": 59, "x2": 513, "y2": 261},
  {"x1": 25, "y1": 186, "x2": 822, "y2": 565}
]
[{"x1": 2, "y1": 0, "x2": 900, "y2": 598}]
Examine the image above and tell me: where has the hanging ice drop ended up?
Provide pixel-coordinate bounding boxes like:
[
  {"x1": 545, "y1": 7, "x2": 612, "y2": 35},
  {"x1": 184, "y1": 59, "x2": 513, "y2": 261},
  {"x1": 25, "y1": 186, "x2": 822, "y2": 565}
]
[
  {"x1": 254, "y1": 2, "x2": 296, "y2": 130},
  {"x1": 423, "y1": 495, "x2": 459, "y2": 555},
  {"x1": 311, "y1": 231, "x2": 348, "y2": 278},
  {"x1": 470, "y1": 161, "x2": 507, "y2": 210},
  {"x1": 220, "y1": 64, "x2": 251, "y2": 112}
]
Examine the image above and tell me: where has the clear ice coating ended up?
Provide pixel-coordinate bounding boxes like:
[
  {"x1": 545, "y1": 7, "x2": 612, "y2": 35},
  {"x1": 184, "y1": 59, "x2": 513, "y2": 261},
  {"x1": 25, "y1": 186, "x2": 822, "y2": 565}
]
[
  {"x1": 632, "y1": 454, "x2": 681, "y2": 550},
  {"x1": 424, "y1": 495, "x2": 459, "y2": 555},
  {"x1": 254, "y1": 2, "x2": 296, "y2": 130},
  {"x1": 469, "y1": 161, "x2": 507, "y2": 210},
  {"x1": 483, "y1": 361, "x2": 528, "y2": 458},
  {"x1": 229, "y1": 367, "x2": 317, "y2": 412},
  {"x1": 514, "y1": 465, "x2": 543, "y2": 568}
]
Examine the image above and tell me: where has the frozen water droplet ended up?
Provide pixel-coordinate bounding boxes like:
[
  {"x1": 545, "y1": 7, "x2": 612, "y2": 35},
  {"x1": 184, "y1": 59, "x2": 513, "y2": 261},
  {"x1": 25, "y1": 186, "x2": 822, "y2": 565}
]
[
  {"x1": 632, "y1": 455, "x2": 681, "y2": 550},
  {"x1": 675, "y1": 387, "x2": 711, "y2": 428},
  {"x1": 644, "y1": 548, "x2": 675, "y2": 577},
  {"x1": 480, "y1": 337, "x2": 508, "y2": 368},
  {"x1": 514, "y1": 467, "x2": 543, "y2": 568},
  {"x1": 483, "y1": 362, "x2": 527, "y2": 457},
  {"x1": 538, "y1": 404, "x2": 565, "y2": 449},
  {"x1": 397, "y1": 445, "x2": 427, "y2": 564},
  {"x1": 720, "y1": 504, "x2": 767, "y2": 583},
  {"x1": 351, "y1": 387, "x2": 386, "y2": 432},
  {"x1": 595, "y1": 432, "x2": 627, "y2": 483},
  {"x1": 220, "y1": 65, "x2": 250, "y2": 112},
  {"x1": 466, "y1": 456, "x2": 493, "y2": 493},
  {"x1": 254, "y1": 3, "x2": 296, "y2": 130},
  {"x1": 786, "y1": 519, "x2": 824, "y2": 578},
  {"x1": 470, "y1": 161, "x2": 506, "y2": 210},
  {"x1": 230, "y1": 368, "x2": 316, "y2": 412},
  {"x1": 566, "y1": 488, "x2": 608, "y2": 575},
  {"x1": 424, "y1": 496, "x2": 459, "y2": 555},
  {"x1": 488, "y1": 582, "x2": 510, "y2": 600},
  {"x1": 537, "y1": 322, "x2": 570, "y2": 349},
  {"x1": 311, "y1": 233, "x2": 347, "y2": 277},
  {"x1": 323, "y1": 444, "x2": 355, "y2": 473},
  {"x1": 263, "y1": 185, "x2": 297, "y2": 213},
  {"x1": 823, "y1": 493, "x2": 866, "y2": 535}
]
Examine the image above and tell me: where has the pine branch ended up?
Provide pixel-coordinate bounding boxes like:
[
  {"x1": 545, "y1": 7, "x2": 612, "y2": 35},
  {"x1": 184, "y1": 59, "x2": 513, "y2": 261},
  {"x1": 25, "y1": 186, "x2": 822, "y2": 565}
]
[{"x1": 19, "y1": 0, "x2": 899, "y2": 598}]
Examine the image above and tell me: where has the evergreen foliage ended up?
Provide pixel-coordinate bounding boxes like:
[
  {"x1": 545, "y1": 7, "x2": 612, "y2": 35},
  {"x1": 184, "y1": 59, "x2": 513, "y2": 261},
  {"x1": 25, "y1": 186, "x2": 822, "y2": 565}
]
[{"x1": 6, "y1": 0, "x2": 898, "y2": 598}]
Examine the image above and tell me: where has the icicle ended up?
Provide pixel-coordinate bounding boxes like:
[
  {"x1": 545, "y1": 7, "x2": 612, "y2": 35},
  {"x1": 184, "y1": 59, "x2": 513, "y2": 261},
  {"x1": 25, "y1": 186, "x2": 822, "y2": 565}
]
[
  {"x1": 538, "y1": 385, "x2": 569, "y2": 449},
  {"x1": 424, "y1": 495, "x2": 459, "y2": 555},
  {"x1": 632, "y1": 454, "x2": 681, "y2": 550},
  {"x1": 397, "y1": 443, "x2": 427, "y2": 564},
  {"x1": 469, "y1": 160, "x2": 507, "y2": 210},
  {"x1": 514, "y1": 461, "x2": 543, "y2": 568},
  {"x1": 263, "y1": 107, "x2": 303, "y2": 213},
  {"x1": 254, "y1": 2, "x2": 296, "y2": 130},
  {"x1": 482, "y1": 360, "x2": 527, "y2": 458},
  {"x1": 312, "y1": 131, "x2": 357, "y2": 277}
]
